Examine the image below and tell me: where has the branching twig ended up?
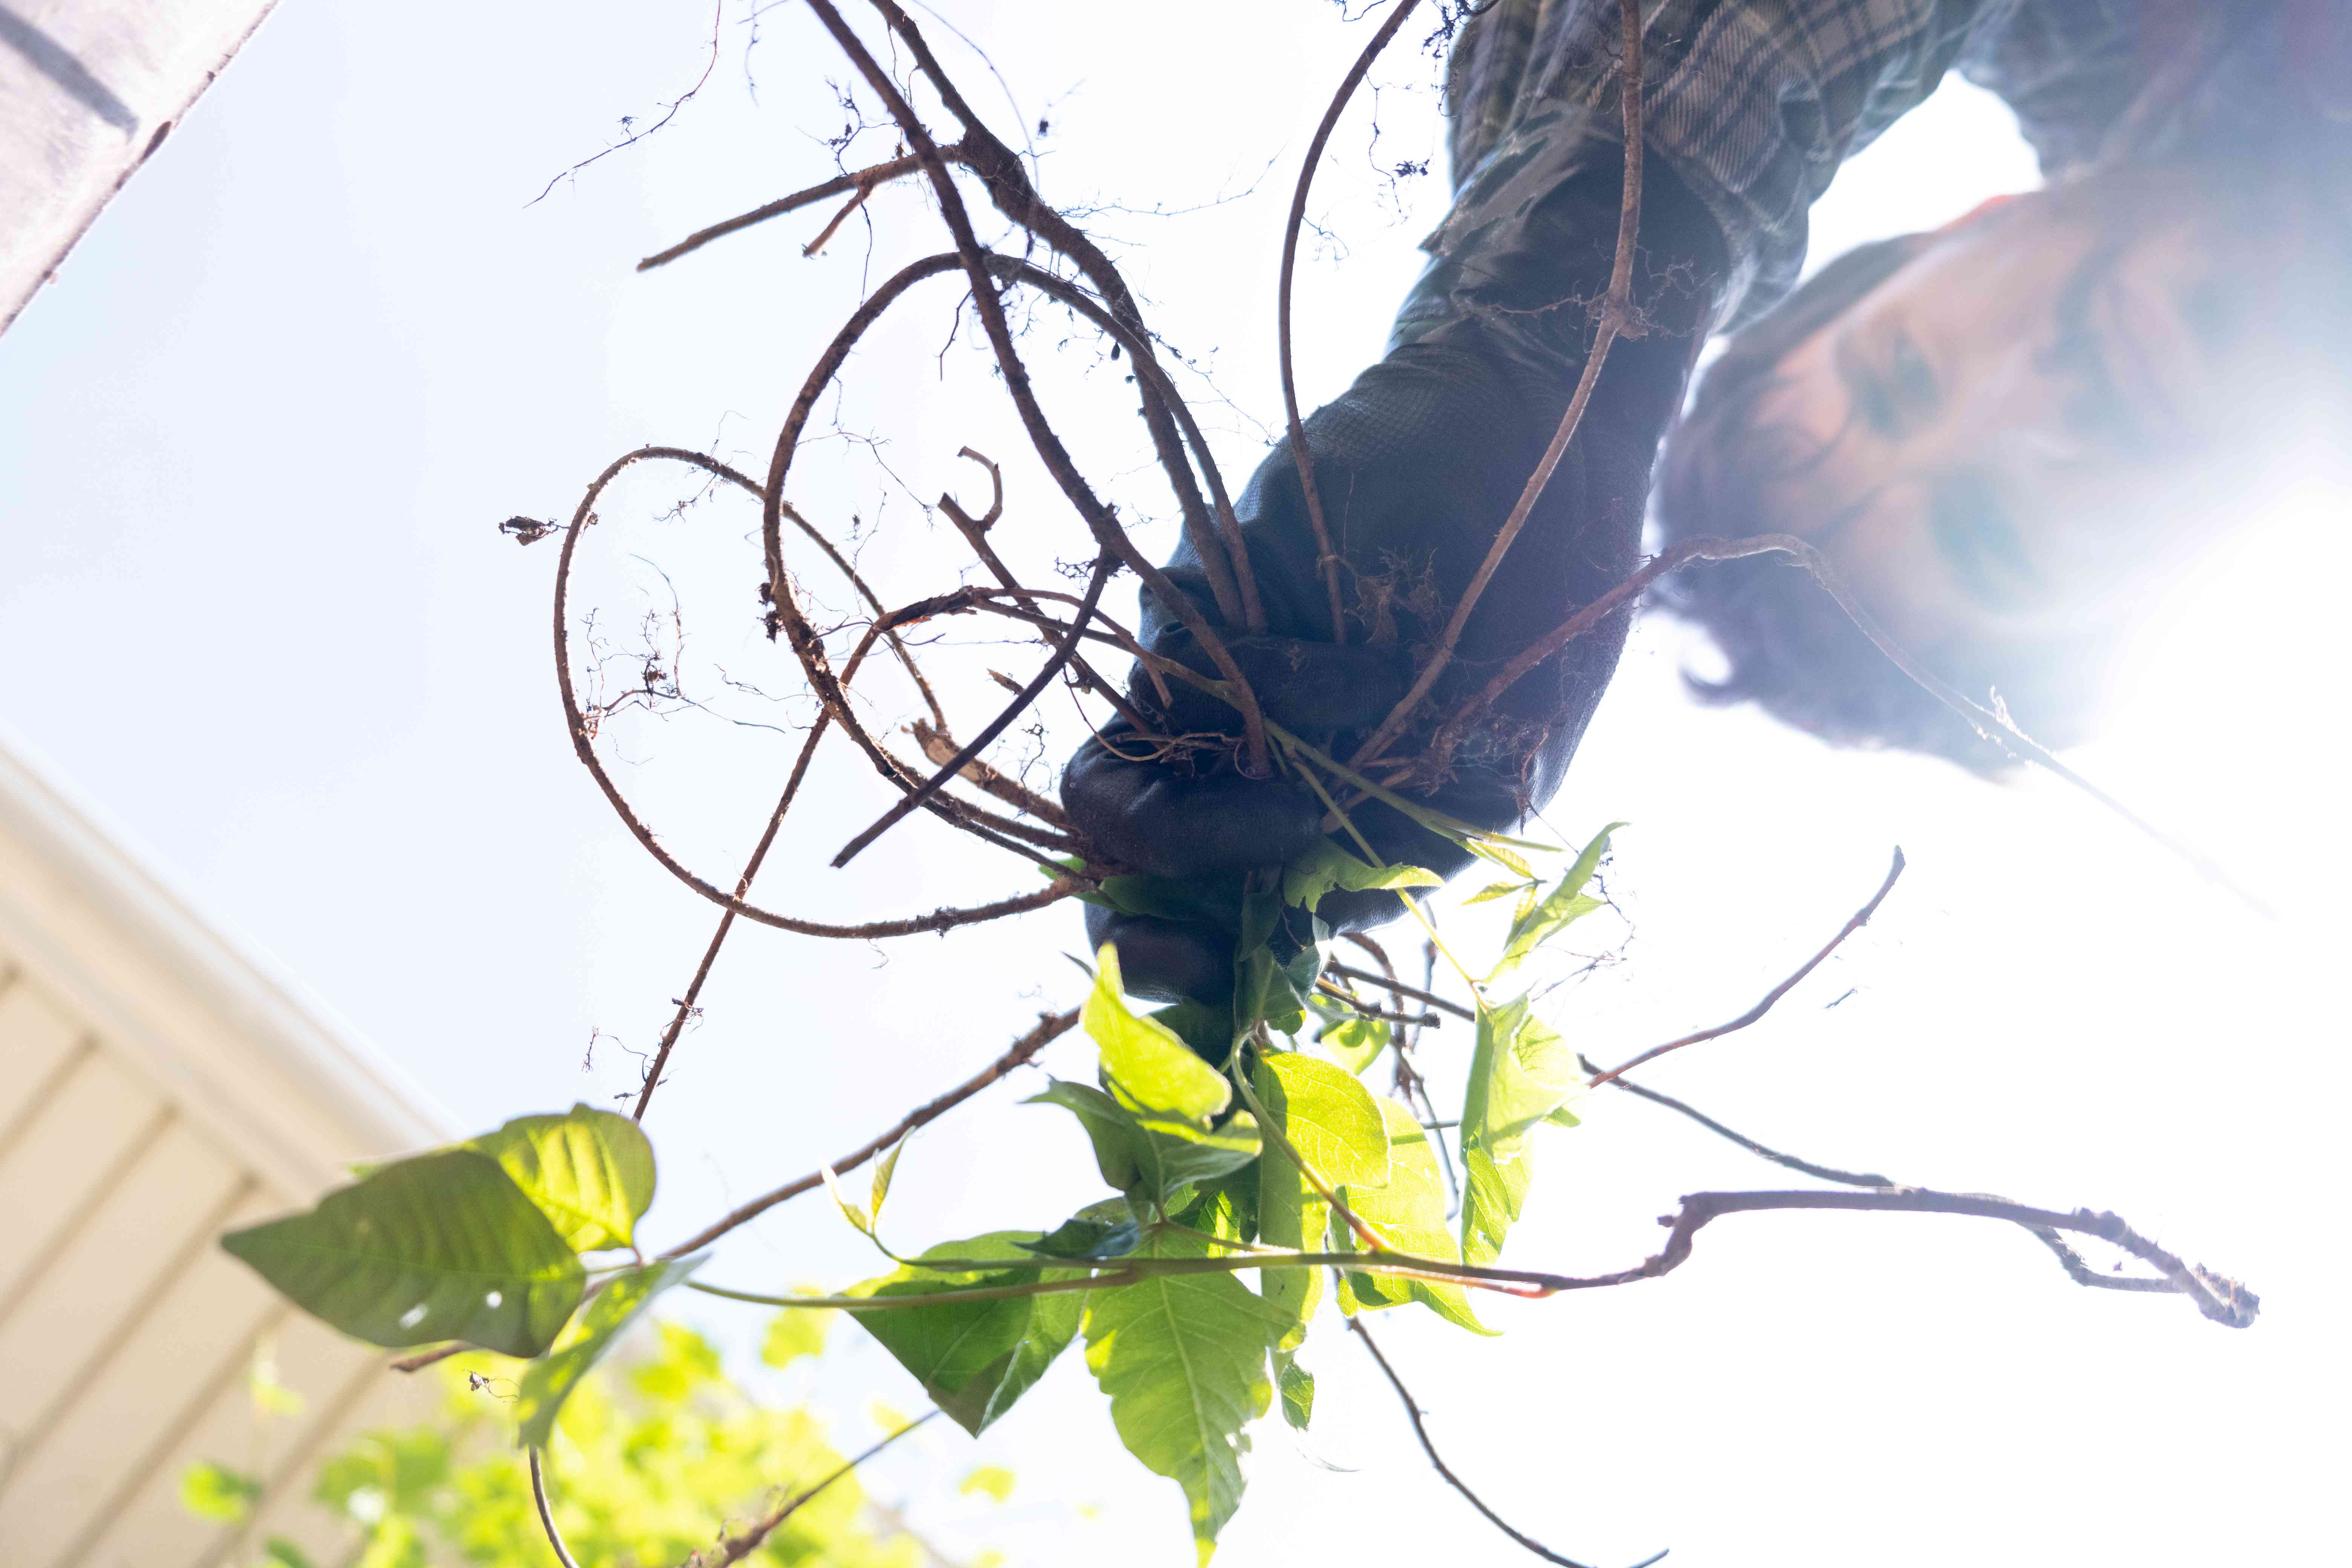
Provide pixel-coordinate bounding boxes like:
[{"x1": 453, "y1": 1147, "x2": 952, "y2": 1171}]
[
  {"x1": 658, "y1": 1006, "x2": 1079, "y2": 1260},
  {"x1": 1348, "y1": 1312, "x2": 1663, "y2": 1568},
  {"x1": 695, "y1": 1411, "x2": 940, "y2": 1566},
  {"x1": 1588, "y1": 848, "x2": 1905, "y2": 1087},
  {"x1": 637, "y1": 146, "x2": 966, "y2": 272}
]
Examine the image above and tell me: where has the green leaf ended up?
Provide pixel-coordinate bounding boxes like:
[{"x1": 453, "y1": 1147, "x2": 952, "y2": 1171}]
[
  {"x1": 221, "y1": 1150, "x2": 586, "y2": 1357},
  {"x1": 1466, "y1": 837, "x2": 1537, "y2": 881},
  {"x1": 1081, "y1": 1227, "x2": 1290, "y2": 1563},
  {"x1": 1152, "y1": 999, "x2": 1237, "y2": 1061},
  {"x1": 868, "y1": 1139, "x2": 905, "y2": 1227},
  {"x1": 1461, "y1": 877, "x2": 1535, "y2": 907},
  {"x1": 1333, "y1": 1099, "x2": 1489, "y2": 1335},
  {"x1": 821, "y1": 1164, "x2": 877, "y2": 1240},
  {"x1": 1459, "y1": 997, "x2": 1584, "y2": 1267},
  {"x1": 513, "y1": 1253, "x2": 706, "y2": 1449},
  {"x1": 1258, "y1": 1053, "x2": 1390, "y2": 1188},
  {"x1": 1489, "y1": 822, "x2": 1623, "y2": 982},
  {"x1": 960, "y1": 1464, "x2": 1017, "y2": 1503},
  {"x1": 260, "y1": 1538, "x2": 318, "y2": 1568},
  {"x1": 1277, "y1": 1358, "x2": 1314, "y2": 1430},
  {"x1": 1088, "y1": 945, "x2": 1231, "y2": 1121},
  {"x1": 1281, "y1": 840, "x2": 1442, "y2": 913},
  {"x1": 462, "y1": 1105, "x2": 656, "y2": 1254},
  {"x1": 1020, "y1": 1204, "x2": 1143, "y2": 1261},
  {"x1": 761, "y1": 1295, "x2": 836, "y2": 1367},
  {"x1": 1028, "y1": 1079, "x2": 1261, "y2": 1207},
  {"x1": 1251, "y1": 1052, "x2": 1387, "y2": 1350},
  {"x1": 848, "y1": 1233, "x2": 1084, "y2": 1435},
  {"x1": 1316, "y1": 1011, "x2": 1390, "y2": 1075},
  {"x1": 179, "y1": 1459, "x2": 260, "y2": 1525},
  {"x1": 1233, "y1": 948, "x2": 1308, "y2": 1040}
]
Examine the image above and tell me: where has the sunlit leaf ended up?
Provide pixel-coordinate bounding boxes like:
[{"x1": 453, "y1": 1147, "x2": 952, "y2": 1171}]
[
  {"x1": 1081, "y1": 1226, "x2": 1291, "y2": 1563},
  {"x1": 761, "y1": 1294, "x2": 836, "y2": 1368},
  {"x1": 1315, "y1": 1010, "x2": 1390, "y2": 1075},
  {"x1": 848, "y1": 1233, "x2": 1084, "y2": 1435},
  {"x1": 461, "y1": 1104, "x2": 655, "y2": 1254},
  {"x1": 1029, "y1": 1079, "x2": 1260, "y2": 1207},
  {"x1": 1460, "y1": 878, "x2": 1534, "y2": 908},
  {"x1": 1333, "y1": 1099, "x2": 1489, "y2": 1335},
  {"x1": 1459, "y1": 997, "x2": 1583, "y2": 1267},
  {"x1": 1253, "y1": 1052, "x2": 1385, "y2": 1349},
  {"x1": 1281, "y1": 840, "x2": 1442, "y2": 913},
  {"x1": 821, "y1": 1164, "x2": 876, "y2": 1239},
  {"x1": 179, "y1": 1459, "x2": 260, "y2": 1525},
  {"x1": 514, "y1": 1254, "x2": 706, "y2": 1449},
  {"x1": 869, "y1": 1139, "x2": 906, "y2": 1227},
  {"x1": 1088, "y1": 945, "x2": 1231, "y2": 1121},
  {"x1": 221, "y1": 1150, "x2": 585, "y2": 1357},
  {"x1": 1277, "y1": 1358, "x2": 1314, "y2": 1431},
  {"x1": 1489, "y1": 822, "x2": 1622, "y2": 981},
  {"x1": 960, "y1": 1465, "x2": 1017, "y2": 1503}
]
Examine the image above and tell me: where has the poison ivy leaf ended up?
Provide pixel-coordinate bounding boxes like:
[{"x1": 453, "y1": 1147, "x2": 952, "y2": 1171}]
[
  {"x1": 1251, "y1": 1052, "x2": 1387, "y2": 1348},
  {"x1": 1021, "y1": 1202, "x2": 1143, "y2": 1261},
  {"x1": 513, "y1": 1254, "x2": 706, "y2": 1449},
  {"x1": 222, "y1": 1150, "x2": 585, "y2": 1358},
  {"x1": 1332, "y1": 1099, "x2": 1490, "y2": 1335},
  {"x1": 1281, "y1": 840, "x2": 1442, "y2": 913},
  {"x1": 1028, "y1": 1080, "x2": 1262, "y2": 1207},
  {"x1": 462, "y1": 1105, "x2": 655, "y2": 1254},
  {"x1": 1277, "y1": 1358, "x2": 1314, "y2": 1430},
  {"x1": 1088, "y1": 945, "x2": 1231, "y2": 1121},
  {"x1": 1459, "y1": 998, "x2": 1583, "y2": 1267},
  {"x1": 1258, "y1": 1053, "x2": 1390, "y2": 1188},
  {"x1": 1174, "y1": 1167, "x2": 1259, "y2": 1246},
  {"x1": 1081, "y1": 1227, "x2": 1291, "y2": 1563},
  {"x1": 1489, "y1": 822, "x2": 1623, "y2": 982},
  {"x1": 849, "y1": 1233, "x2": 1084, "y2": 1435}
]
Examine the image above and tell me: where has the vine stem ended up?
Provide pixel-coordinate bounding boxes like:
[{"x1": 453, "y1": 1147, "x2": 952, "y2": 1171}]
[
  {"x1": 687, "y1": 1188, "x2": 2255, "y2": 1328},
  {"x1": 528, "y1": 1448, "x2": 583, "y2": 1568},
  {"x1": 1587, "y1": 847, "x2": 1906, "y2": 1087},
  {"x1": 698, "y1": 1410, "x2": 941, "y2": 1566},
  {"x1": 1353, "y1": 0, "x2": 1647, "y2": 767},
  {"x1": 1279, "y1": 0, "x2": 1423, "y2": 644}
]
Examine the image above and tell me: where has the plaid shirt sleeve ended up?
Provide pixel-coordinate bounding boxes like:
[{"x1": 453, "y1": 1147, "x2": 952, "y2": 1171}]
[{"x1": 1415, "y1": 0, "x2": 2144, "y2": 334}]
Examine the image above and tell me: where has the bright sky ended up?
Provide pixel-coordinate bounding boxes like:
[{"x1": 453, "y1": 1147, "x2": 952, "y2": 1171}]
[{"x1": 2, "y1": 4, "x2": 2345, "y2": 1565}]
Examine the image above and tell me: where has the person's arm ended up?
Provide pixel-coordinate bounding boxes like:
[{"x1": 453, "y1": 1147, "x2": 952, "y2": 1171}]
[{"x1": 1062, "y1": 0, "x2": 2011, "y2": 1003}]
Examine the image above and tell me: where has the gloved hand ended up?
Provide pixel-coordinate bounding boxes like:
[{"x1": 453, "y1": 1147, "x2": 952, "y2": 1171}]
[{"x1": 1063, "y1": 157, "x2": 1727, "y2": 1004}]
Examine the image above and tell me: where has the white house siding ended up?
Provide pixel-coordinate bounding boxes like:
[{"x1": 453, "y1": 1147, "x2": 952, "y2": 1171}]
[{"x1": 0, "y1": 736, "x2": 451, "y2": 1566}]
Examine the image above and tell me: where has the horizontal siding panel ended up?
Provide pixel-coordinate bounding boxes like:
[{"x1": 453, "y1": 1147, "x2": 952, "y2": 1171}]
[
  {"x1": 0, "y1": 971, "x2": 88, "y2": 1144},
  {"x1": 0, "y1": 1120, "x2": 244, "y2": 1430},
  {"x1": 0, "y1": 1049, "x2": 162, "y2": 1306},
  {"x1": 0, "y1": 1191, "x2": 283, "y2": 1568}
]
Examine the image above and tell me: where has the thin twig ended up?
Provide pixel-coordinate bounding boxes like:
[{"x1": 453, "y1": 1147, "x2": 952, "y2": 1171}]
[
  {"x1": 1348, "y1": 1312, "x2": 1662, "y2": 1568},
  {"x1": 529, "y1": 1447, "x2": 584, "y2": 1568},
  {"x1": 1588, "y1": 848, "x2": 1905, "y2": 1087},
  {"x1": 528, "y1": 0, "x2": 722, "y2": 207},
  {"x1": 697, "y1": 1411, "x2": 941, "y2": 1566},
  {"x1": 1577, "y1": 1054, "x2": 1893, "y2": 1188},
  {"x1": 1354, "y1": 0, "x2": 1645, "y2": 767},
  {"x1": 1279, "y1": 0, "x2": 1423, "y2": 644},
  {"x1": 1327, "y1": 961, "x2": 1476, "y2": 1020},
  {"x1": 637, "y1": 147, "x2": 963, "y2": 271},
  {"x1": 830, "y1": 554, "x2": 1112, "y2": 867},
  {"x1": 658, "y1": 1007, "x2": 1080, "y2": 1260},
  {"x1": 1315, "y1": 980, "x2": 1441, "y2": 1027}
]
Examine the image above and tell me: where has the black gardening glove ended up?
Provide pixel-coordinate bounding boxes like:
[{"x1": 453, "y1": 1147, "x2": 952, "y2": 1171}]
[{"x1": 1064, "y1": 156, "x2": 1727, "y2": 1004}]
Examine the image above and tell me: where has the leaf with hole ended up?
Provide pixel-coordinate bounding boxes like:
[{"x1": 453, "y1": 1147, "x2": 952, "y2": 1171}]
[
  {"x1": 462, "y1": 1104, "x2": 655, "y2": 1254},
  {"x1": 221, "y1": 1150, "x2": 585, "y2": 1358},
  {"x1": 1081, "y1": 1225, "x2": 1291, "y2": 1563},
  {"x1": 513, "y1": 1253, "x2": 706, "y2": 1449},
  {"x1": 848, "y1": 1232, "x2": 1085, "y2": 1435}
]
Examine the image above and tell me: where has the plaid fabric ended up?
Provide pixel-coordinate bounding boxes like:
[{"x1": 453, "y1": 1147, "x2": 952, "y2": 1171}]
[{"x1": 1423, "y1": 0, "x2": 2183, "y2": 330}]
